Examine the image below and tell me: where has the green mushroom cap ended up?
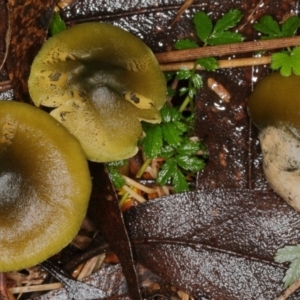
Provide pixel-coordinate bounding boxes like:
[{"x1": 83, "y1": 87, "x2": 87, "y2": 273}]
[
  {"x1": 0, "y1": 101, "x2": 91, "y2": 272},
  {"x1": 248, "y1": 72, "x2": 300, "y2": 130},
  {"x1": 28, "y1": 22, "x2": 167, "y2": 162}
]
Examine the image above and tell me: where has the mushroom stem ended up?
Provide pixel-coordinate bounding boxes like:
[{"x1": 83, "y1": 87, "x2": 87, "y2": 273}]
[{"x1": 259, "y1": 126, "x2": 300, "y2": 212}]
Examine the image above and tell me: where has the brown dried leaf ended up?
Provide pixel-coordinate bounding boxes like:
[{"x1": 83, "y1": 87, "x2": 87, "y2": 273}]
[
  {"x1": 124, "y1": 189, "x2": 300, "y2": 299},
  {"x1": 87, "y1": 162, "x2": 142, "y2": 299}
]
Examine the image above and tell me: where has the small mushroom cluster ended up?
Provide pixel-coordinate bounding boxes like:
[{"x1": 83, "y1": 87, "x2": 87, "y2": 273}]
[
  {"x1": 0, "y1": 22, "x2": 166, "y2": 272},
  {"x1": 28, "y1": 22, "x2": 167, "y2": 162},
  {"x1": 248, "y1": 72, "x2": 300, "y2": 212}
]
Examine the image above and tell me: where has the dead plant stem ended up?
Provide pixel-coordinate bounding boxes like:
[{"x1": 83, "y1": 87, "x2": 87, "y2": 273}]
[
  {"x1": 276, "y1": 277, "x2": 300, "y2": 300},
  {"x1": 160, "y1": 56, "x2": 271, "y2": 71},
  {"x1": 9, "y1": 283, "x2": 63, "y2": 294},
  {"x1": 155, "y1": 36, "x2": 300, "y2": 64},
  {"x1": 0, "y1": 80, "x2": 12, "y2": 92}
]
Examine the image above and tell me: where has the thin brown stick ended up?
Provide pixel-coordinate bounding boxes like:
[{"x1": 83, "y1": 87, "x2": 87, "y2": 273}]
[
  {"x1": 276, "y1": 277, "x2": 300, "y2": 300},
  {"x1": 0, "y1": 80, "x2": 12, "y2": 93},
  {"x1": 160, "y1": 55, "x2": 271, "y2": 71},
  {"x1": 0, "y1": 3, "x2": 11, "y2": 71},
  {"x1": 170, "y1": 0, "x2": 194, "y2": 27},
  {"x1": 155, "y1": 36, "x2": 300, "y2": 64},
  {"x1": 122, "y1": 185, "x2": 146, "y2": 203},
  {"x1": 0, "y1": 273, "x2": 9, "y2": 300},
  {"x1": 9, "y1": 282, "x2": 63, "y2": 294},
  {"x1": 122, "y1": 175, "x2": 157, "y2": 194}
]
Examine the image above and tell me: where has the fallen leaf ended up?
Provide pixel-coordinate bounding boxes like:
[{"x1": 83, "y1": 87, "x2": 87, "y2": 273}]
[
  {"x1": 124, "y1": 189, "x2": 300, "y2": 299},
  {"x1": 88, "y1": 162, "x2": 142, "y2": 299},
  {"x1": 36, "y1": 263, "x2": 175, "y2": 300},
  {"x1": 40, "y1": 260, "x2": 107, "y2": 300}
]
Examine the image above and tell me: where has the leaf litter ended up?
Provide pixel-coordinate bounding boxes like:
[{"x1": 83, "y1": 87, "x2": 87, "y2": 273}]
[{"x1": 2, "y1": 0, "x2": 300, "y2": 299}]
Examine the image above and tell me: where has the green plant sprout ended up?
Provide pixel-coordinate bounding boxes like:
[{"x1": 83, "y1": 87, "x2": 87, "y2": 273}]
[{"x1": 253, "y1": 15, "x2": 300, "y2": 76}]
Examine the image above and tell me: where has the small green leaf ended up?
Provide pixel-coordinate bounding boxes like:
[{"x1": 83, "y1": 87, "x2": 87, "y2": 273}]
[
  {"x1": 275, "y1": 244, "x2": 300, "y2": 263},
  {"x1": 142, "y1": 125, "x2": 163, "y2": 158},
  {"x1": 281, "y1": 16, "x2": 300, "y2": 37},
  {"x1": 174, "y1": 39, "x2": 199, "y2": 50},
  {"x1": 191, "y1": 73, "x2": 203, "y2": 89},
  {"x1": 207, "y1": 31, "x2": 243, "y2": 45},
  {"x1": 167, "y1": 87, "x2": 176, "y2": 97},
  {"x1": 179, "y1": 87, "x2": 189, "y2": 96},
  {"x1": 108, "y1": 168, "x2": 125, "y2": 189},
  {"x1": 176, "y1": 68, "x2": 192, "y2": 80},
  {"x1": 157, "y1": 159, "x2": 190, "y2": 193},
  {"x1": 176, "y1": 155, "x2": 205, "y2": 172},
  {"x1": 49, "y1": 11, "x2": 67, "y2": 36},
  {"x1": 185, "y1": 114, "x2": 195, "y2": 128},
  {"x1": 164, "y1": 72, "x2": 175, "y2": 82},
  {"x1": 160, "y1": 145, "x2": 175, "y2": 159},
  {"x1": 193, "y1": 11, "x2": 213, "y2": 43},
  {"x1": 157, "y1": 158, "x2": 177, "y2": 185},
  {"x1": 188, "y1": 88, "x2": 196, "y2": 99},
  {"x1": 291, "y1": 47, "x2": 300, "y2": 75},
  {"x1": 177, "y1": 140, "x2": 201, "y2": 155},
  {"x1": 253, "y1": 15, "x2": 281, "y2": 38},
  {"x1": 196, "y1": 57, "x2": 219, "y2": 71},
  {"x1": 173, "y1": 120, "x2": 189, "y2": 135},
  {"x1": 275, "y1": 244, "x2": 300, "y2": 288},
  {"x1": 162, "y1": 123, "x2": 183, "y2": 146},
  {"x1": 271, "y1": 47, "x2": 300, "y2": 76},
  {"x1": 160, "y1": 105, "x2": 181, "y2": 123},
  {"x1": 172, "y1": 169, "x2": 189, "y2": 193},
  {"x1": 107, "y1": 159, "x2": 128, "y2": 167},
  {"x1": 214, "y1": 9, "x2": 243, "y2": 32},
  {"x1": 283, "y1": 257, "x2": 300, "y2": 288},
  {"x1": 271, "y1": 52, "x2": 290, "y2": 74},
  {"x1": 106, "y1": 161, "x2": 127, "y2": 189}
]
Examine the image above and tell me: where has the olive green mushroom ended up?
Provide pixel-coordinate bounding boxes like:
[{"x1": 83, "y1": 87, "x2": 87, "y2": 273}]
[
  {"x1": 248, "y1": 72, "x2": 300, "y2": 212},
  {"x1": 28, "y1": 22, "x2": 167, "y2": 162},
  {"x1": 0, "y1": 100, "x2": 91, "y2": 272}
]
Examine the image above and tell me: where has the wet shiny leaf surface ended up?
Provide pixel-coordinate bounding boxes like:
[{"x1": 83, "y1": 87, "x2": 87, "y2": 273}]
[
  {"x1": 88, "y1": 162, "x2": 142, "y2": 299},
  {"x1": 124, "y1": 189, "x2": 300, "y2": 299}
]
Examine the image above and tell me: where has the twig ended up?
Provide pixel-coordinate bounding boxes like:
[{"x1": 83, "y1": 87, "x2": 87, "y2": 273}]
[
  {"x1": 160, "y1": 55, "x2": 271, "y2": 71},
  {"x1": 0, "y1": 80, "x2": 12, "y2": 92},
  {"x1": 0, "y1": 273, "x2": 9, "y2": 300},
  {"x1": 121, "y1": 185, "x2": 146, "y2": 203},
  {"x1": 276, "y1": 277, "x2": 300, "y2": 300},
  {"x1": 170, "y1": 0, "x2": 194, "y2": 27},
  {"x1": 76, "y1": 255, "x2": 102, "y2": 280},
  {"x1": 155, "y1": 36, "x2": 300, "y2": 64},
  {"x1": 122, "y1": 175, "x2": 157, "y2": 194},
  {"x1": 64, "y1": 240, "x2": 110, "y2": 273},
  {"x1": 0, "y1": 3, "x2": 11, "y2": 71},
  {"x1": 9, "y1": 282, "x2": 63, "y2": 294}
]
